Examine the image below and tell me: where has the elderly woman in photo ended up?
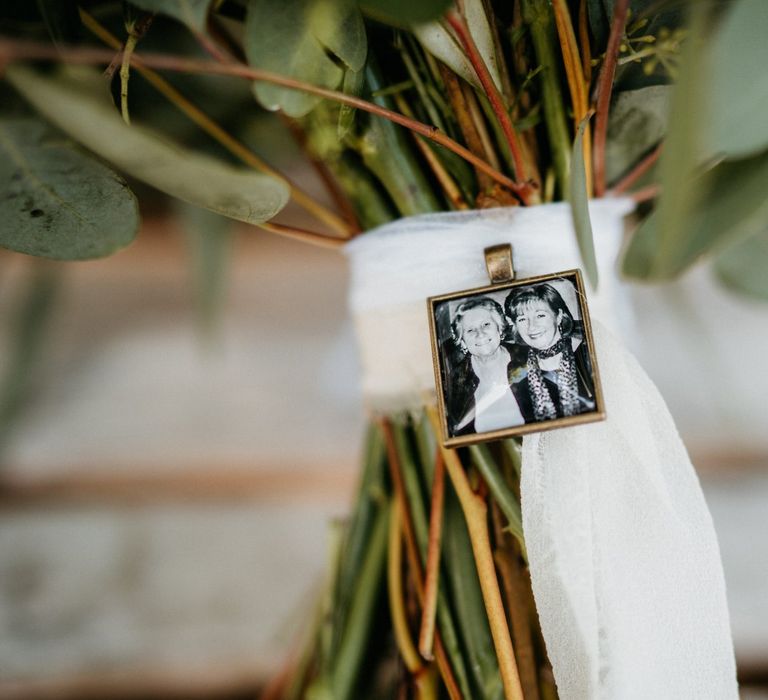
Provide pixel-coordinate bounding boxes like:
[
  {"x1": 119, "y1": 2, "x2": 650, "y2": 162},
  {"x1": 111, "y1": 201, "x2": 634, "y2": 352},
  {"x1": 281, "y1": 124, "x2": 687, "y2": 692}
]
[
  {"x1": 505, "y1": 283, "x2": 595, "y2": 422},
  {"x1": 445, "y1": 297, "x2": 526, "y2": 436}
]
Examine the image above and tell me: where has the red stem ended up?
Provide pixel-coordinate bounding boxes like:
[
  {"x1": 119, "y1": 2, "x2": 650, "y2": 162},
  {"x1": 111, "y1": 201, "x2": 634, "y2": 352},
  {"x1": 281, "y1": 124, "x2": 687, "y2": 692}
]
[
  {"x1": 444, "y1": 13, "x2": 533, "y2": 201},
  {"x1": 0, "y1": 37, "x2": 525, "y2": 200},
  {"x1": 626, "y1": 184, "x2": 660, "y2": 204},
  {"x1": 592, "y1": 0, "x2": 630, "y2": 197},
  {"x1": 609, "y1": 142, "x2": 663, "y2": 195}
]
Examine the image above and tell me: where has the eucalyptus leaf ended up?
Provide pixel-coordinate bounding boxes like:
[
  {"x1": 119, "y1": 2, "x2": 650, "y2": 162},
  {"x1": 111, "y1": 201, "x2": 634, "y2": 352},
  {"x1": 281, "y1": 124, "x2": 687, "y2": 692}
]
[
  {"x1": 706, "y1": 0, "x2": 768, "y2": 158},
  {"x1": 605, "y1": 85, "x2": 669, "y2": 184},
  {"x1": 359, "y1": 0, "x2": 451, "y2": 25},
  {"x1": 7, "y1": 66, "x2": 290, "y2": 226},
  {"x1": 130, "y1": 0, "x2": 212, "y2": 32},
  {"x1": 245, "y1": 0, "x2": 366, "y2": 118},
  {"x1": 413, "y1": 0, "x2": 503, "y2": 93},
  {"x1": 714, "y1": 227, "x2": 768, "y2": 301},
  {"x1": 569, "y1": 115, "x2": 598, "y2": 290},
  {"x1": 622, "y1": 6, "x2": 705, "y2": 280},
  {"x1": 623, "y1": 149, "x2": 768, "y2": 280},
  {"x1": 0, "y1": 118, "x2": 139, "y2": 260}
]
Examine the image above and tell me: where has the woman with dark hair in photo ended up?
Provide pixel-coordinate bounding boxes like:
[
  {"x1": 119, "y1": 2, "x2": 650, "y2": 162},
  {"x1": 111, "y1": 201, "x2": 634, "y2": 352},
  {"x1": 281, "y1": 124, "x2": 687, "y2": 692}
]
[
  {"x1": 445, "y1": 296, "x2": 526, "y2": 436},
  {"x1": 505, "y1": 283, "x2": 595, "y2": 422}
]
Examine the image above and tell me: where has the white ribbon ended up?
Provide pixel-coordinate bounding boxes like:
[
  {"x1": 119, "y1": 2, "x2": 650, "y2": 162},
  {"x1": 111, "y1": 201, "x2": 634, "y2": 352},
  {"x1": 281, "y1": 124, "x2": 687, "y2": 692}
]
[{"x1": 345, "y1": 200, "x2": 737, "y2": 699}]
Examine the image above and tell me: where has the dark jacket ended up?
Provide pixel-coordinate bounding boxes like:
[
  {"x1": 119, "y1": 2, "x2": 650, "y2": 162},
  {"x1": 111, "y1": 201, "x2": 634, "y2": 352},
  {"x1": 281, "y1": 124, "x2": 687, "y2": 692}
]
[
  {"x1": 444, "y1": 342, "x2": 528, "y2": 437},
  {"x1": 513, "y1": 340, "x2": 595, "y2": 422}
]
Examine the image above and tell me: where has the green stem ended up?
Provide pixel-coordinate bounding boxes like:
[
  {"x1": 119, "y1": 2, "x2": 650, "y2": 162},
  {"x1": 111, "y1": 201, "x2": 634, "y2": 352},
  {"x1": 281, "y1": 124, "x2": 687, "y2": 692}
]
[
  {"x1": 331, "y1": 504, "x2": 389, "y2": 700},
  {"x1": 331, "y1": 155, "x2": 397, "y2": 230},
  {"x1": 390, "y1": 420, "x2": 474, "y2": 700},
  {"x1": 501, "y1": 439, "x2": 523, "y2": 481},
  {"x1": 443, "y1": 487, "x2": 505, "y2": 700},
  {"x1": 469, "y1": 444, "x2": 526, "y2": 558},
  {"x1": 521, "y1": 0, "x2": 571, "y2": 198},
  {"x1": 355, "y1": 62, "x2": 441, "y2": 217},
  {"x1": 331, "y1": 423, "x2": 388, "y2": 655}
]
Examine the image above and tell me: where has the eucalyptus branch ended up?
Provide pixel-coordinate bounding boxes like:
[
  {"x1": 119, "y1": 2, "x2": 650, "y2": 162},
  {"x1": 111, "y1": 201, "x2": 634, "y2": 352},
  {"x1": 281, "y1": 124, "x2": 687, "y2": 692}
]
[
  {"x1": 0, "y1": 37, "x2": 526, "y2": 201},
  {"x1": 551, "y1": 0, "x2": 593, "y2": 196},
  {"x1": 394, "y1": 94, "x2": 470, "y2": 210},
  {"x1": 440, "y1": 65, "x2": 494, "y2": 191},
  {"x1": 419, "y1": 450, "x2": 446, "y2": 661},
  {"x1": 444, "y1": 12, "x2": 536, "y2": 204},
  {"x1": 625, "y1": 184, "x2": 660, "y2": 204},
  {"x1": 426, "y1": 407, "x2": 525, "y2": 700},
  {"x1": 379, "y1": 418, "x2": 467, "y2": 700},
  {"x1": 388, "y1": 499, "x2": 426, "y2": 674},
  {"x1": 609, "y1": 142, "x2": 663, "y2": 195},
  {"x1": 259, "y1": 222, "x2": 346, "y2": 249},
  {"x1": 593, "y1": 0, "x2": 630, "y2": 196},
  {"x1": 78, "y1": 10, "x2": 353, "y2": 238}
]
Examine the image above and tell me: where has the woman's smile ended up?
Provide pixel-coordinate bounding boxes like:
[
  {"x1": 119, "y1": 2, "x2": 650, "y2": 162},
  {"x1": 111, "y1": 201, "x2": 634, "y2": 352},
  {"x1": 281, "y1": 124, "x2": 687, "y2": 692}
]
[
  {"x1": 460, "y1": 308, "x2": 502, "y2": 357},
  {"x1": 515, "y1": 301, "x2": 561, "y2": 350}
]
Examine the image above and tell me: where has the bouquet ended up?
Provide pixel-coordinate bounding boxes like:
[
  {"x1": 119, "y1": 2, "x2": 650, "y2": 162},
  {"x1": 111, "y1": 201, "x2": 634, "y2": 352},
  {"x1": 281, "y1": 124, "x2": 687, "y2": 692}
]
[{"x1": 1, "y1": 0, "x2": 762, "y2": 697}]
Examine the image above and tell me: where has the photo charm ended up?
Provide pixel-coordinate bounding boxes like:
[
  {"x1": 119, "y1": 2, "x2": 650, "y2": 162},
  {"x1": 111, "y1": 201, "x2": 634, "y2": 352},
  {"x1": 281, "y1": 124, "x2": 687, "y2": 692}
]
[{"x1": 428, "y1": 255, "x2": 605, "y2": 447}]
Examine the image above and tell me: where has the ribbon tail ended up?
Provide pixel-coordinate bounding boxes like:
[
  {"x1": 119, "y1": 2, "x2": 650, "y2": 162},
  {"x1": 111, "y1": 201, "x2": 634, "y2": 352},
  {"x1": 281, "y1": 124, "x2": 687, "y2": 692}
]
[{"x1": 521, "y1": 321, "x2": 738, "y2": 699}]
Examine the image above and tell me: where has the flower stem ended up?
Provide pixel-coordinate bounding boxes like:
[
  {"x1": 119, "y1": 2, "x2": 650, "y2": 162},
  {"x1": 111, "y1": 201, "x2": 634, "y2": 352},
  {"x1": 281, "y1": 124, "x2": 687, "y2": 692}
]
[
  {"x1": 593, "y1": 0, "x2": 630, "y2": 196},
  {"x1": 609, "y1": 142, "x2": 663, "y2": 195},
  {"x1": 551, "y1": 0, "x2": 593, "y2": 196},
  {"x1": 419, "y1": 450, "x2": 446, "y2": 660},
  {"x1": 331, "y1": 504, "x2": 389, "y2": 700},
  {"x1": 394, "y1": 94, "x2": 470, "y2": 210},
  {"x1": 0, "y1": 36, "x2": 526, "y2": 200},
  {"x1": 468, "y1": 444, "x2": 526, "y2": 558},
  {"x1": 521, "y1": 0, "x2": 572, "y2": 198},
  {"x1": 445, "y1": 11, "x2": 534, "y2": 202},
  {"x1": 426, "y1": 407, "x2": 525, "y2": 700},
  {"x1": 389, "y1": 498, "x2": 426, "y2": 673},
  {"x1": 258, "y1": 222, "x2": 346, "y2": 249},
  {"x1": 380, "y1": 419, "x2": 471, "y2": 700}
]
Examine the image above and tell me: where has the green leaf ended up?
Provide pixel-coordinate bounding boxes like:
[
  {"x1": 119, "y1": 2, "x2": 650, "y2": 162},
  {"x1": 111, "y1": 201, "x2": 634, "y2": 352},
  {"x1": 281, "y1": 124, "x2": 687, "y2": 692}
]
[
  {"x1": 623, "y1": 149, "x2": 768, "y2": 279},
  {"x1": 0, "y1": 118, "x2": 139, "y2": 260},
  {"x1": 413, "y1": 0, "x2": 503, "y2": 93},
  {"x1": 706, "y1": 0, "x2": 768, "y2": 159},
  {"x1": 245, "y1": 0, "x2": 366, "y2": 118},
  {"x1": 605, "y1": 85, "x2": 669, "y2": 185},
  {"x1": 129, "y1": 0, "x2": 212, "y2": 32},
  {"x1": 621, "y1": 5, "x2": 705, "y2": 280},
  {"x1": 714, "y1": 227, "x2": 768, "y2": 301},
  {"x1": 7, "y1": 66, "x2": 290, "y2": 225},
  {"x1": 358, "y1": 0, "x2": 450, "y2": 25},
  {"x1": 569, "y1": 115, "x2": 598, "y2": 290}
]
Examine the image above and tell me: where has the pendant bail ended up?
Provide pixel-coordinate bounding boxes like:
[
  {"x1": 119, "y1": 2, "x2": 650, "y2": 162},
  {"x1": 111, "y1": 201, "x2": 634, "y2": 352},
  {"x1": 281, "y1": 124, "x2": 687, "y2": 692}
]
[{"x1": 484, "y1": 243, "x2": 515, "y2": 284}]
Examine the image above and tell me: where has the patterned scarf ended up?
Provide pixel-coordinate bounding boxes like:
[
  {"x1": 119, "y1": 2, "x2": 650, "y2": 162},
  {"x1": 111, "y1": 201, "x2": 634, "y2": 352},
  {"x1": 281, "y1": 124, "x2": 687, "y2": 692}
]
[{"x1": 526, "y1": 337, "x2": 580, "y2": 420}]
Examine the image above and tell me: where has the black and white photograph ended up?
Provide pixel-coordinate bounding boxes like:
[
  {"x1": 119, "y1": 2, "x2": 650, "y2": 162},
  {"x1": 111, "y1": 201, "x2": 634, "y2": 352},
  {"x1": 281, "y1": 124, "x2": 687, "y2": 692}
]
[{"x1": 428, "y1": 270, "x2": 604, "y2": 447}]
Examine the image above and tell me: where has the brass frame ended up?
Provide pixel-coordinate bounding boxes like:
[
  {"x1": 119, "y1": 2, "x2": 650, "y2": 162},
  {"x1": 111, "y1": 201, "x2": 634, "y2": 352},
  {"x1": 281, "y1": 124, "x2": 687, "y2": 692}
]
[{"x1": 427, "y1": 269, "x2": 605, "y2": 448}]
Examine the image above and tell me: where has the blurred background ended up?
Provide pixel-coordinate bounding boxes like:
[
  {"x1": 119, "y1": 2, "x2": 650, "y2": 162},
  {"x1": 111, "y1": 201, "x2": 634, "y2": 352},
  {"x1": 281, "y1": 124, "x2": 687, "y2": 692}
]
[{"x1": 1, "y1": 200, "x2": 767, "y2": 698}]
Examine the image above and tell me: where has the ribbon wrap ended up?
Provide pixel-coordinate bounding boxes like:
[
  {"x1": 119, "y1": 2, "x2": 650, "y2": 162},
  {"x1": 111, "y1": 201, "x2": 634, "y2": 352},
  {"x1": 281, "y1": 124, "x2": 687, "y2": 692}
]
[{"x1": 345, "y1": 200, "x2": 737, "y2": 699}]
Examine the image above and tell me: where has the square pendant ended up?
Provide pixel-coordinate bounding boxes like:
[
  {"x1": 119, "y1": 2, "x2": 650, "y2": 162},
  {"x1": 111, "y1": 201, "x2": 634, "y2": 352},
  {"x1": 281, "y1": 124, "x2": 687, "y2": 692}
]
[{"x1": 428, "y1": 268, "x2": 605, "y2": 447}]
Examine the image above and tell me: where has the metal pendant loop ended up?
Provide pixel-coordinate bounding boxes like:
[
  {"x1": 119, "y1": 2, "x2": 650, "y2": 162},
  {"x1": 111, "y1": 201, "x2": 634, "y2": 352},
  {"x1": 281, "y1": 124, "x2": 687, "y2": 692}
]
[{"x1": 484, "y1": 243, "x2": 515, "y2": 284}]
